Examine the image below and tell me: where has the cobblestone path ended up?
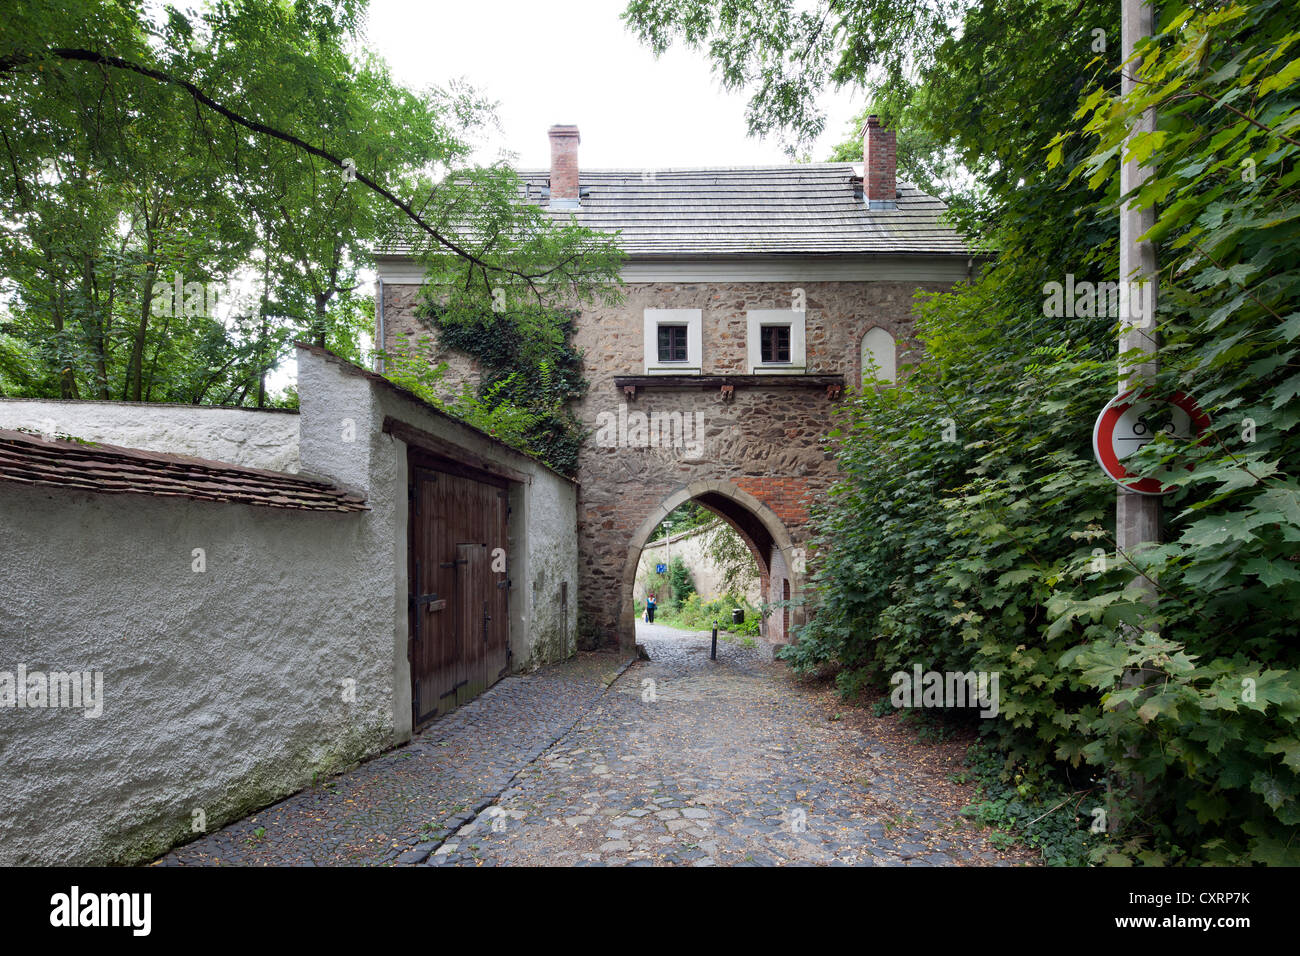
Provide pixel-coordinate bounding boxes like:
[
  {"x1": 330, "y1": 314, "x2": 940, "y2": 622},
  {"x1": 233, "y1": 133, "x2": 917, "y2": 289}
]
[
  {"x1": 157, "y1": 650, "x2": 630, "y2": 865},
  {"x1": 159, "y1": 624, "x2": 1035, "y2": 867},
  {"x1": 430, "y1": 625, "x2": 1035, "y2": 867}
]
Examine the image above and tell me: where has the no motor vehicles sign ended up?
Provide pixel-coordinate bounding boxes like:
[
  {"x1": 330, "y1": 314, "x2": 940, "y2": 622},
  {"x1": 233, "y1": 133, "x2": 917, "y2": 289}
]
[{"x1": 1092, "y1": 389, "x2": 1211, "y2": 495}]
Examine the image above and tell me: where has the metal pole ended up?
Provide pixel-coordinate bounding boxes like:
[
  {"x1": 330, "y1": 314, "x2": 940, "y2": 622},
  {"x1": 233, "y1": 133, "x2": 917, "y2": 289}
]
[
  {"x1": 1118, "y1": 0, "x2": 1160, "y2": 574},
  {"x1": 1113, "y1": 0, "x2": 1159, "y2": 830}
]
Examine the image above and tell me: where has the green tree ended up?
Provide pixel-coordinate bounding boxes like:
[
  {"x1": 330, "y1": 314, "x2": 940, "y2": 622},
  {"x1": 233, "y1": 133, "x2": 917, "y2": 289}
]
[
  {"x1": 666, "y1": 555, "x2": 695, "y2": 611},
  {"x1": 0, "y1": 0, "x2": 623, "y2": 426},
  {"x1": 702, "y1": 520, "x2": 759, "y2": 595}
]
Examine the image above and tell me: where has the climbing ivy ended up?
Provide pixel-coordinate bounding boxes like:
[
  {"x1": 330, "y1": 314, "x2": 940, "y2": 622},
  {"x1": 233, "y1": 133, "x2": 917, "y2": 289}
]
[{"x1": 386, "y1": 296, "x2": 589, "y2": 477}]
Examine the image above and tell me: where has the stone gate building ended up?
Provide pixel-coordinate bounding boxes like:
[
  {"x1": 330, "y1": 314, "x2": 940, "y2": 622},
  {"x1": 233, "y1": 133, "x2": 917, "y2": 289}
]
[{"x1": 376, "y1": 119, "x2": 973, "y2": 653}]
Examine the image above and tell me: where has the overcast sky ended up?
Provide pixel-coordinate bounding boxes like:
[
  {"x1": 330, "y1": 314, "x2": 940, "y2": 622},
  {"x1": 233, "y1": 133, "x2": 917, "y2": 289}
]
[{"x1": 363, "y1": 0, "x2": 861, "y2": 169}]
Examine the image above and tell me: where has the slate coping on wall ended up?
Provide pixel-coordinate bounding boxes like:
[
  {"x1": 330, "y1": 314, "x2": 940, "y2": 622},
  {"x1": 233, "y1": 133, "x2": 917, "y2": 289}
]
[{"x1": 0, "y1": 427, "x2": 369, "y2": 512}]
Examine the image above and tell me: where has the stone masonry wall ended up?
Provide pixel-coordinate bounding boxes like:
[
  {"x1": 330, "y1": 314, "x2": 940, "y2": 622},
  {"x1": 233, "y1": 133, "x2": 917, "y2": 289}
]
[
  {"x1": 381, "y1": 283, "x2": 483, "y2": 401},
  {"x1": 383, "y1": 277, "x2": 952, "y2": 647}
]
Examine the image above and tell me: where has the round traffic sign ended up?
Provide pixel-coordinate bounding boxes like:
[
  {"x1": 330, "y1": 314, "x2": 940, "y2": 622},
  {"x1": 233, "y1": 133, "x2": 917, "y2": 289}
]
[{"x1": 1092, "y1": 389, "x2": 1211, "y2": 495}]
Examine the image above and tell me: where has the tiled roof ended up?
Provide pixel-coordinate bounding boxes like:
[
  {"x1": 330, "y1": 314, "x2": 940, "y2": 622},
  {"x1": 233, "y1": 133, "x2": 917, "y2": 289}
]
[
  {"x1": 380, "y1": 164, "x2": 970, "y2": 259},
  {"x1": 0, "y1": 428, "x2": 368, "y2": 512}
]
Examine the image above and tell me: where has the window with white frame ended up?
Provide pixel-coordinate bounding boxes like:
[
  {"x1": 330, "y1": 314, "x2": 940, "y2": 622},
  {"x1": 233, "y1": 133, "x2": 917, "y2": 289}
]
[
  {"x1": 861, "y1": 326, "x2": 897, "y2": 385},
  {"x1": 746, "y1": 309, "x2": 806, "y2": 373},
  {"x1": 643, "y1": 309, "x2": 702, "y2": 374}
]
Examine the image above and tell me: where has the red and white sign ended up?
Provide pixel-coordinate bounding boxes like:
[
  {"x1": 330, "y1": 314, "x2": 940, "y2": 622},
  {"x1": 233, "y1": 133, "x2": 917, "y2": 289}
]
[{"x1": 1092, "y1": 389, "x2": 1211, "y2": 495}]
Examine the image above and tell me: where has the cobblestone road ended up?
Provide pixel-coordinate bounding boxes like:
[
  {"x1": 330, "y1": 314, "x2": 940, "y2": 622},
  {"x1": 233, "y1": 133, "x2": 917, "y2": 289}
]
[
  {"x1": 428, "y1": 625, "x2": 1034, "y2": 867},
  {"x1": 158, "y1": 651, "x2": 630, "y2": 865},
  {"x1": 159, "y1": 623, "x2": 1035, "y2": 867}
]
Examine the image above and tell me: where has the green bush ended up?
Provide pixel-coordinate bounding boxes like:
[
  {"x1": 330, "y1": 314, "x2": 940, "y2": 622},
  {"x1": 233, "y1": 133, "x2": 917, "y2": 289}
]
[
  {"x1": 656, "y1": 592, "x2": 763, "y2": 636},
  {"x1": 959, "y1": 740, "x2": 1098, "y2": 868},
  {"x1": 665, "y1": 555, "x2": 695, "y2": 611}
]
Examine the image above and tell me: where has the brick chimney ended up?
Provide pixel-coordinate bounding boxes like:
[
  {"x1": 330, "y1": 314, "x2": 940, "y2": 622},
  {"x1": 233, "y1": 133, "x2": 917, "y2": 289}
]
[
  {"x1": 548, "y1": 124, "x2": 581, "y2": 209},
  {"x1": 862, "y1": 115, "x2": 897, "y2": 209}
]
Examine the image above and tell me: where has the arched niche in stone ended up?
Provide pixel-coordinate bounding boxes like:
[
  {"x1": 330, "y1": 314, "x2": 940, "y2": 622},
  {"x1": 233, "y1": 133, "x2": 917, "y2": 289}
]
[{"x1": 860, "y1": 326, "x2": 897, "y2": 385}]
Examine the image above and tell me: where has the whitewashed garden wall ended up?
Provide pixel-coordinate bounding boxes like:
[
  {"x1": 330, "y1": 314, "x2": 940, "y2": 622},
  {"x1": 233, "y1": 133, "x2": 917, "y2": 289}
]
[{"x1": 0, "y1": 344, "x2": 578, "y2": 864}]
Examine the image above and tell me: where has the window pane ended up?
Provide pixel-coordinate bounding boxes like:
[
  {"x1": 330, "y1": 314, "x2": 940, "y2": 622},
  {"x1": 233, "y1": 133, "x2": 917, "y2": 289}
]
[
  {"x1": 657, "y1": 325, "x2": 688, "y2": 363},
  {"x1": 760, "y1": 324, "x2": 791, "y2": 363}
]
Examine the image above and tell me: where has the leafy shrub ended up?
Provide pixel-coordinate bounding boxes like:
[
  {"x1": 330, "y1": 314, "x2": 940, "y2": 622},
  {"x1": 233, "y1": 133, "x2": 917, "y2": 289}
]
[
  {"x1": 657, "y1": 592, "x2": 763, "y2": 636},
  {"x1": 665, "y1": 555, "x2": 695, "y2": 611},
  {"x1": 959, "y1": 740, "x2": 1098, "y2": 867}
]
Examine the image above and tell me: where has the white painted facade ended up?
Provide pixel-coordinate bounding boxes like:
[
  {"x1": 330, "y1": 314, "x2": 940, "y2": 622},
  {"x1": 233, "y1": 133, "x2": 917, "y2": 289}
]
[{"x1": 0, "y1": 345, "x2": 578, "y2": 864}]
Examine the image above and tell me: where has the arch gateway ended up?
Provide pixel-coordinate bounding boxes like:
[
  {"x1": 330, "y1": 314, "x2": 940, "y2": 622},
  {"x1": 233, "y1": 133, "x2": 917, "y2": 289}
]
[
  {"x1": 622, "y1": 480, "x2": 801, "y2": 649},
  {"x1": 375, "y1": 120, "x2": 976, "y2": 654}
]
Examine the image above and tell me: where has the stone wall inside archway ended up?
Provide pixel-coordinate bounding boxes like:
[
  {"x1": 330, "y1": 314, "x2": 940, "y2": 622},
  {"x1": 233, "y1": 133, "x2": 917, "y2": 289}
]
[{"x1": 605, "y1": 478, "x2": 807, "y2": 654}]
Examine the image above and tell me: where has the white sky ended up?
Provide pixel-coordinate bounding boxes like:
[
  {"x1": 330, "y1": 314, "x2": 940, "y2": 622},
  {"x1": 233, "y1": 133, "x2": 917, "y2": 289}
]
[{"x1": 362, "y1": 0, "x2": 861, "y2": 169}]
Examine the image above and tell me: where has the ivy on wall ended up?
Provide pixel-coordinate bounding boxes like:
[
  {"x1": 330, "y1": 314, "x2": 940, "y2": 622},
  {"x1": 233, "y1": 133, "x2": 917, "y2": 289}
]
[
  {"x1": 384, "y1": 296, "x2": 588, "y2": 477},
  {"x1": 431, "y1": 303, "x2": 587, "y2": 476}
]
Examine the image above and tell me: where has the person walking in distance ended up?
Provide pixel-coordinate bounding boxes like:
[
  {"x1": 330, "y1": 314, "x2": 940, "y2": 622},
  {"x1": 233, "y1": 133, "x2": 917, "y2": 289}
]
[{"x1": 645, "y1": 592, "x2": 657, "y2": 624}]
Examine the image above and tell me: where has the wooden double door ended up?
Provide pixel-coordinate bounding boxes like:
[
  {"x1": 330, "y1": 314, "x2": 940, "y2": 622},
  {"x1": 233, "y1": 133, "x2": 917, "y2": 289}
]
[{"x1": 407, "y1": 451, "x2": 510, "y2": 727}]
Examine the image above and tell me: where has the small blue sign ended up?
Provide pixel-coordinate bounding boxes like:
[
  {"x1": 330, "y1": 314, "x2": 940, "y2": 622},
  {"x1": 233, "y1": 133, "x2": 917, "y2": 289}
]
[{"x1": 655, "y1": 563, "x2": 667, "y2": 574}]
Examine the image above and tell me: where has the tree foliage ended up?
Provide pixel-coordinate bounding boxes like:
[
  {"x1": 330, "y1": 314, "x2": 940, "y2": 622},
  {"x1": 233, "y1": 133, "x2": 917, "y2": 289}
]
[
  {"x1": 702, "y1": 519, "x2": 760, "y2": 596},
  {"x1": 666, "y1": 554, "x2": 696, "y2": 611},
  {"x1": 0, "y1": 0, "x2": 621, "y2": 427}
]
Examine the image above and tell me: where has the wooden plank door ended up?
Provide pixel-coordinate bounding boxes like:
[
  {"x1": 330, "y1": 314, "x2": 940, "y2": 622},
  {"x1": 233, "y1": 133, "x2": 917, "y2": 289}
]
[
  {"x1": 484, "y1": 487, "x2": 510, "y2": 683},
  {"x1": 409, "y1": 464, "x2": 453, "y2": 725},
  {"x1": 454, "y1": 540, "x2": 485, "y2": 707},
  {"x1": 408, "y1": 450, "x2": 512, "y2": 727}
]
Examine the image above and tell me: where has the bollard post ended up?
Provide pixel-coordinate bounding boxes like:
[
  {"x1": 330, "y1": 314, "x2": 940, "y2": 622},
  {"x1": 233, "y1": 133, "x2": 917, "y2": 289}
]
[{"x1": 711, "y1": 622, "x2": 718, "y2": 660}]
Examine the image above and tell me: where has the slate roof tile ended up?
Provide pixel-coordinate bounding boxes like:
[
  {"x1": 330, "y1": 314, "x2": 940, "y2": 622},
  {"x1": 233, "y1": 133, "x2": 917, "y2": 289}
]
[{"x1": 380, "y1": 164, "x2": 970, "y2": 258}]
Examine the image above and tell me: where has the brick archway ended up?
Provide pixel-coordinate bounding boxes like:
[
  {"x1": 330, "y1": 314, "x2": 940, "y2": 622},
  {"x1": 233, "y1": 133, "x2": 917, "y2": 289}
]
[{"x1": 620, "y1": 479, "x2": 802, "y2": 653}]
